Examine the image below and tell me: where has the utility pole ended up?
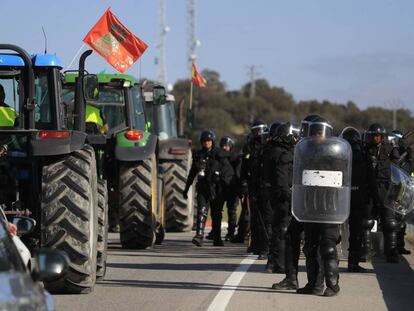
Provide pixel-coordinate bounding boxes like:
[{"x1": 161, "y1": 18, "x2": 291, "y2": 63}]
[
  {"x1": 158, "y1": 0, "x2": 169, "y2": 86},
  {"x1": 187, "y1": 0, "x2": 199, "y2": 77},
  {"x1": 385, "y1": 99, "x2": 404, "y2": 130},
  {"x1": 247, "y1": 65, "x2": 260, "y2": 98}
]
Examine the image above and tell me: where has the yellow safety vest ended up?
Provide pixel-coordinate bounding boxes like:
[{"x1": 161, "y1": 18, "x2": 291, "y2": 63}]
[
  {"x1": 85, "y1": 104, "x2": 104, "y2": 127},
  {"x1": 0, "y1": 106, "x2": 16, "y2": 127}
]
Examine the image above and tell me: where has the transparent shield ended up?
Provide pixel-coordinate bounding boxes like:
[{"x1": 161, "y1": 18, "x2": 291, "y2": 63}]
[
  {"x1": 384, "y1": 163, "x2": 414, "y2": 216},
  {"x1": 292, "y1": 136, "x2": 352, "y2": 224}
]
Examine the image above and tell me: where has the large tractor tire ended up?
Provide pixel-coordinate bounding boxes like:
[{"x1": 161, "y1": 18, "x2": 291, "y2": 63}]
[
  {"x1": 96, "y1": 179, "x2": 108, "y2": 281},
  {"x1": 163, "y1": 158, "x2": 194, "y2": 232},
  {"x1": 119, "y1": 155, "x2": 157, "y2": 249},
  {"x1": 41, "y1": 145, "x2": 98, "y2": 294}
]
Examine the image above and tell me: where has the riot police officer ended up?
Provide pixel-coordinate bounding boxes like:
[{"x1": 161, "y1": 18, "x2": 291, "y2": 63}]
[
  {"x1": 365, "y1": 123, "x2": 399, "y2": 263},
  {"x1": 272, "y1": 115, "x2": 319, "y2": 291},
  {"x1": 183, "y1": 130, "x2": 233, "y2": 247},
  {"x1": 218, "y1": 136, "x2": 241, "y2": 241},
  {"x1": 263, "y1": 122, "x2": 294, "y2": 273},
  {"x1": 240, "y1": 121, "x2": 269, "y2": 257},
  {"x1": 294, "y1": 116, "x2": 350, "y2": 297},
  {"x1": 389, "y1": 129, "x2": 412, "y2": 255},
  {"x1": 341, "y1": 127, "x2": 372, "y2": 272}
]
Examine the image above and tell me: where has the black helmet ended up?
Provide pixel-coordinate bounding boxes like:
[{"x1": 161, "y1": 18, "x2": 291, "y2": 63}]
[
  {"x1": 307, "y1": 116, "x2": 333, "y2": 138},
  {"x1": 269, "y1": 120, "x2": 282, "y2": 139},
  {"x1": 340, "y1": 127, "x2": 361, "y2": 145},
  {"x1": 199, "y1": 130, "x2": 215, "y2": 143},
  {"x1": 300, "y1": 114, "x2": 320, "y2": 138},
  {"x1": 220, "y1": 136, "x2": 234, "y2": 150},
  {"x1": 274, "y1": 122, "x2": 294, "y2": 142},
  {"x1": 366, "y1": 123, "x2": 386, "y2": 134},
  {"x1": 250, "y1": 120, "x2": 268, "y2": 137},
  {"x1": 365, "y1": 123, "x2": 386, "y2": 145}
]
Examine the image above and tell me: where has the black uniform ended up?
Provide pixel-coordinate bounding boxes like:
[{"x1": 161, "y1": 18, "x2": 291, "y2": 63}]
[
  {"x1": 240, "y1": 137, "x2": 269, "y2": 255},
  {"x1": 219, "y1": 151, "x2": 241, "y2": 239},
  {"x1": 297, "y1": 116, "x2": 341, "y2": 297},
  {"x1": 347, "y1": 139, "x2": 373, "y2": 270},
  {"x1": 184, "y1": 146, "x2": 233, "y2": 246},
  {"x1": 262, "y1": 138, "x2": 293, "y2": 272},
  {"x1": 365, "y1": 141, "x2": 399, "y2": 262}
]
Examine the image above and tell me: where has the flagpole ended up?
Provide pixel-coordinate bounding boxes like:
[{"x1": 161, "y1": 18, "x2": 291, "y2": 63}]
[
  {"x1": 189, "y1": 80, "x2": 194, "y2": 110},
  {"x1": 65, "y1": 43, "x2": 86, "y2": 71}
]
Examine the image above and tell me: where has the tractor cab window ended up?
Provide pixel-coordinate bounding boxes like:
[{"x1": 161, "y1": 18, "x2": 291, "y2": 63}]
[
  {"x1": 97, "y1": 86, "x2": 125, "y2": 130},
  {"x1": 34, "y1": 70, "x2": 52, "y2": 128},
  {"x1": 0, "y1": 74, "x2": 20, "y2": 128},
  {"x1": 145, "y1": 98, "x2": 177, "y2": 140},
  {"x1": 132, "y1": 86, "x2": 146, "y2": 131}
]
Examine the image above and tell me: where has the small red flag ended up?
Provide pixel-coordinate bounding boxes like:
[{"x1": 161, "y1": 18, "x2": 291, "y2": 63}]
[
  {"x1": 191, "y1": 63, "x2": 206, "y2": 87},
  {"x1": 83, "y1": 8, "x2": 148, "y2": 73}
]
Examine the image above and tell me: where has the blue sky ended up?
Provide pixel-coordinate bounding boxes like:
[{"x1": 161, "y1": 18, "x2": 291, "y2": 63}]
[{"x1": 1, "y1": 0, "x2": 414, "y2": 110}]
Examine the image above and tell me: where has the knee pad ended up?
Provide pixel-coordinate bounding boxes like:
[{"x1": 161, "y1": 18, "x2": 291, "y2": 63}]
[
  {"x1": 383, "y1": 219, "x2": 398, "y2": 231},
  {"x1": 279, "y1": 226, "x2": 289, "y2": 239},
  {"x1": 320, "y1": 245, "x2": 337, "y2": 260},
  {"x1": 361, "y1": 218, "x2": 374, "y2": 230}
]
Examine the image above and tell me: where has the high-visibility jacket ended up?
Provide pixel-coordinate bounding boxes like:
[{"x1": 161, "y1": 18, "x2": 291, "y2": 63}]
[
  {"x1": 85, "y1": 104, "x2": 104, "y2": 127},
  {"x1": 0, "y1": 106, "x2": 16, "y2": 127}
]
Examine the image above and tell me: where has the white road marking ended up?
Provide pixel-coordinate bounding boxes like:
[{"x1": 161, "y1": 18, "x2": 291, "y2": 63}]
[{"x1": 207, "y1": 256, "x2": 256, "y2": 311}]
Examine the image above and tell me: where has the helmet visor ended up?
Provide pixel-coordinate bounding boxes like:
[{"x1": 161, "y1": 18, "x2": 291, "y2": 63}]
[{"x1": 309, "y1": 122, "x2": 333, "y2": 137}]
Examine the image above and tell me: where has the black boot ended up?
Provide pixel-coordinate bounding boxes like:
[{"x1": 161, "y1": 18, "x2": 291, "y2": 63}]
[
  {"x1": 347, "y1": 251, "x2": 366, "y2": 272},
  {"x1": 206, "y1": 230, "x2": 214, "y2": 240},
  {"x1": 323, "y1": 258, "x2": 340, "y2": 296},
  {"x1": 231, "y1": 234, "x2": 245, "y2": 243},
  {"x1": 298, "y1": 247, "x2": 324, "y2": 295},
  {"x1": 192, "y1": 235, "x2": 204, "y2": 247},
  {"x1": 272, "y1": 277, "x2": 298, "y2": 290},
  {"x1": 192, "y1": 205, "x2": 208, "y2": 247},
  {"x1": 348, "y1": 263, "x2": 367, "y2": 273},
  {"x1": 398, "y1": 248, "x2": 411, "y2": 255}
]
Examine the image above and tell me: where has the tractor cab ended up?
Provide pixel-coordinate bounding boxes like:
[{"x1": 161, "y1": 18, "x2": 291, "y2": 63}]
[
  {"x1": 0, "y1": 45, "x2": 104, "y2": 294},
  {"x1": 143, "y1": 85, "x2": 178, "y2": 141}
]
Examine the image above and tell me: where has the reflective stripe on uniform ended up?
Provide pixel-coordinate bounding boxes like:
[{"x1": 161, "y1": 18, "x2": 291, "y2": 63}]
[{"x1": 0, "y1": 106, "x2": 16, "y2": 127}]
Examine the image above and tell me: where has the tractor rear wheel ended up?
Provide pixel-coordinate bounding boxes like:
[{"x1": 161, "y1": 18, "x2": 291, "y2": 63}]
[
  {"x1": 119, "y1": 156, "x2": 157, "y2": 249},
  {"x1": 41, "y1": 145, "x2": 98, "y2": 294},
  {"x1": 163, "y1": 158, "x2": 194, "y2": 232}
]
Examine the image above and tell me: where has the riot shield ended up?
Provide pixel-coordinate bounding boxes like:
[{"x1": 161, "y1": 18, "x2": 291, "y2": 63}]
[
  {"x1": 383, "y1": 163, "x2": 414, "y2": 216},
  {"x1": 292, "y1": 136, "x2": 352, "y2": 224}
]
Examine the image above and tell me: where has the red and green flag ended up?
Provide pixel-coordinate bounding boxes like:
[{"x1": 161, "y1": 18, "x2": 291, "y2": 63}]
[
  {"x1": 191, "y1": 62, "x2": 206, "y2": 87},
  {"x1": 83, "y1": 8, "x2": 148, "y2": 73}
]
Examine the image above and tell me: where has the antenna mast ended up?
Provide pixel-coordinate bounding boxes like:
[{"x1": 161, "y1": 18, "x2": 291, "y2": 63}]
[
  {"x1": 187, "y1": 0, "x2": 198, "y2": 77},
  {"x1": 158, "y1": 0, "x2": 168, "y2": 87}
]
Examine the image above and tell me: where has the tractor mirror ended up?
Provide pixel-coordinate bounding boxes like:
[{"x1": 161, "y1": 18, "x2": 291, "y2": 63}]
[
  {"x1": 12, "y1": 216, "x2": 36, "y2": 236},
  {"x1": 153, "y1": 85, "x2": 166, "y2": 105},
  {"x1": 83, "y1": 74, "x2": 99, "y2": 101}
]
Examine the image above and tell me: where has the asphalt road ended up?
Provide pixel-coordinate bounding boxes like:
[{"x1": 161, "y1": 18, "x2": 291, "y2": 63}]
[{"x1": 54, "y1": 231, "x2": 414, "y2": 311}]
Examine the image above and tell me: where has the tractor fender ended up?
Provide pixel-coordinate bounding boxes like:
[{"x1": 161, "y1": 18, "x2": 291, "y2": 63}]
[{"x1": 115, "y1": 133, "x2": 158, "y2": 161}]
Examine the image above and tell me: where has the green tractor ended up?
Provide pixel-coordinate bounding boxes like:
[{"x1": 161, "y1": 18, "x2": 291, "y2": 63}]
[
  {"x1": 0, "y1": 45, "x2": 104, "y2": 294},
  {"x1": 64, "y1": 73, "x2": 165, "y2": 249},
  {"x1": 143, "y1": 85, "x2": 194, "y2": 232}
]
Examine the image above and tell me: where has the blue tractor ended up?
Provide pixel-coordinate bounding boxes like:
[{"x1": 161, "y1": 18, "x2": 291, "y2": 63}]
[{"x1": 0, "y1": 44, "x2": 107, "y2": 294}]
